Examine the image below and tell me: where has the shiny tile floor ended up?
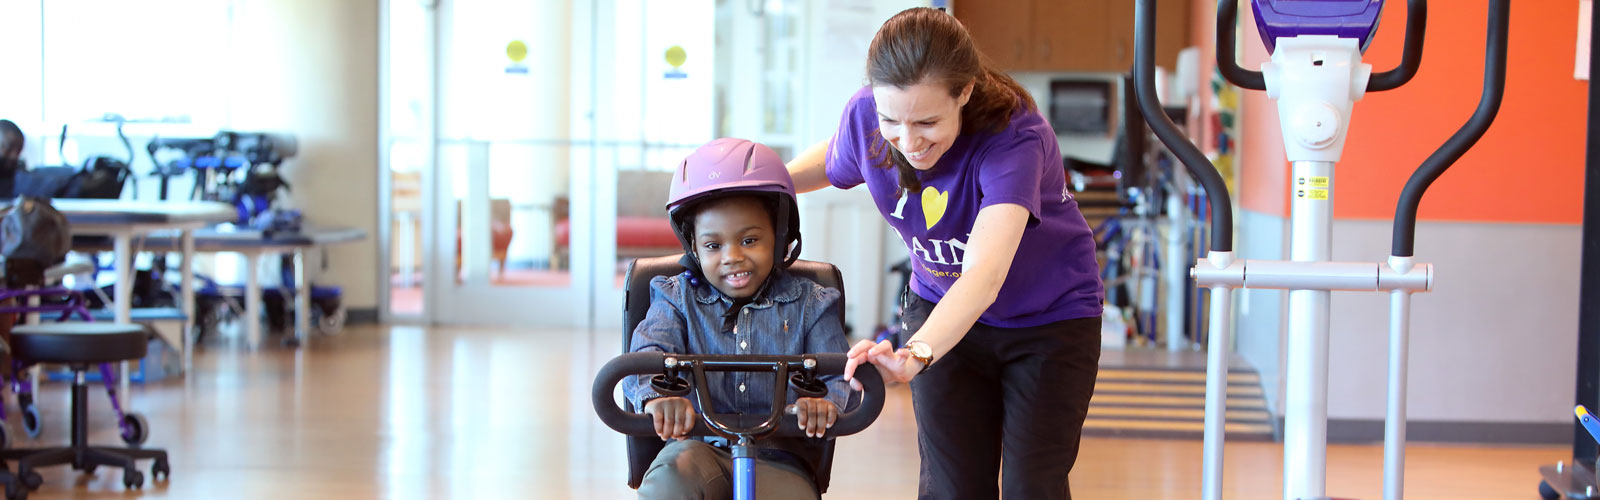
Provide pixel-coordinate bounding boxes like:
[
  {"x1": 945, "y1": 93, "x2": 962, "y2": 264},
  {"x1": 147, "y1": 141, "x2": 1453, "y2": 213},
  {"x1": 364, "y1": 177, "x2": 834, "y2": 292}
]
[{"x1": 9, "y1": 324, "x2": 1567, "y2": 499}]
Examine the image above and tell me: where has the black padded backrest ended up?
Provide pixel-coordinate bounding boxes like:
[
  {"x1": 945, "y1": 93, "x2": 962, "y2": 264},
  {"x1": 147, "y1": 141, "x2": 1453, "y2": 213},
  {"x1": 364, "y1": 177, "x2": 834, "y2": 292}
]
[{"x1": 620, "y1": 256, "x2": 848, "y2": 492}]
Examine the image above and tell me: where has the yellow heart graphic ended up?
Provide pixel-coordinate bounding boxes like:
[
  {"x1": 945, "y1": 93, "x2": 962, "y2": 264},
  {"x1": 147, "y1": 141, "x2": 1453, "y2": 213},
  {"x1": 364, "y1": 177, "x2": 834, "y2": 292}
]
[{"x1": 921, "y1": 186, "x2": 948, "y2": 230}]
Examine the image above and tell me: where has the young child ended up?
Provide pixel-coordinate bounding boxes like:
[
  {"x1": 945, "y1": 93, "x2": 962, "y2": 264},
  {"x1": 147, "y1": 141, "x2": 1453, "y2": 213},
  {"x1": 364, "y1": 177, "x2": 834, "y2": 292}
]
[
  {"x1": 0, "y1": 119, "x2": 22, "y2": 175},
  {"x1": 623, "y1": 138, "x2": 849, "y2": 500},
  {"x1": 1, "y1": 120, "x2": 24, "y2": 199}
]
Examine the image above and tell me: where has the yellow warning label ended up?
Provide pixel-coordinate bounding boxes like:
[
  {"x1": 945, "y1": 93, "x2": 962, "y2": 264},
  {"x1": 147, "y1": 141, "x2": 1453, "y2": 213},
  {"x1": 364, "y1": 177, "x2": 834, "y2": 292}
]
[
  {"x1": 1308, "y1": 189, "x2": 1329, "y2": 200},
  {"x1": 1307, "y1": 176, "x2": 1329, "y2": 188}
]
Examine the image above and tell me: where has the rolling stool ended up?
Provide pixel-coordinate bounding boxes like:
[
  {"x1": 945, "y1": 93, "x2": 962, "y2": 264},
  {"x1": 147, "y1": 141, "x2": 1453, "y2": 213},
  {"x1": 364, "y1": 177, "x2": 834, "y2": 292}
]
[{"x1": 2, "y1": 323, "x2": 168, "y2": 499}]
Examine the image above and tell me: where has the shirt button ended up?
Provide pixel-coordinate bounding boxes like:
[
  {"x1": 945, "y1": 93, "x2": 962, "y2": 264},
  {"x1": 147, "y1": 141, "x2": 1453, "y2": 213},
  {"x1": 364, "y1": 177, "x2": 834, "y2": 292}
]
[
  {"x1": 739, "y1": 383, "x2": 747, "y2": 392},
  {"x1": 740, "y1": 341, "x2": 748, "y2": 349}
]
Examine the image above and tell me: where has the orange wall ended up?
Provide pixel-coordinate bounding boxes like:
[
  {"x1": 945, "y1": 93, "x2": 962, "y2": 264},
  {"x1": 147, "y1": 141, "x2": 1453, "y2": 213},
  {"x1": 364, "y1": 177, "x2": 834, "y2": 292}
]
[
  {"x1": 1235, "y1": 0, "x2": 1587, "y2": 224},
  {"x1": 1191, "y1": 0, "x2": 1217, "y2": 152},
  {"x1": 1237, "y1": 2, "x2": 1288, "y2": 218}
]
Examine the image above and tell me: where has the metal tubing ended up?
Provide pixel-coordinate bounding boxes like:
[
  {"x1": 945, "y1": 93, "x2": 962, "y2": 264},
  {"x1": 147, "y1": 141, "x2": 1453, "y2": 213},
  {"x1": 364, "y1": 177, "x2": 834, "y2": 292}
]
[
  {"x1": 1368, "y1": 0, "x2": 1428, "y2": 91},
  {"x1": 1193, "y1": 258, "x2": 1247, "y2": 288},
  {"x1": 1217, "y1": 0, "x2": 1267, "y2": 90},
  {"x1": 1285, "y1": 161, "x2": 1333, "y2": 499},
  {"x1": 734, "y1": 446, "x2": 756, "y2": 500},
  {"x1": 114, "y1": 234, "x2": 133, "y2": 403},
  {"x1": 1194, "y1": 259, "x2": 1430, "y2": 292},
  {"x1": 1378, "y1": 262, "x2": 1433, "y2": 291},
  {"x1": 1136, "y1": 0, "x2": 1235, "y2": 251},
  {"x1": 182, "y1": 230, "x2": 196, "y2": 373},
  {"x1": 1385, "y1": 284, "x2": 1413, "y2": 500},
  {"x1": 1393, "y1": 0, "x2": 1508, "y2": 256},
  {"x1": 1201, "y1": 283, "x2": 1234, "y2": 500},
  {"x1": 1245, "y1": 260, "x2": 1375, "y2": 290},
  {"x1": 1166, "y1": 189, "x2": 1189, "y2": 351}
]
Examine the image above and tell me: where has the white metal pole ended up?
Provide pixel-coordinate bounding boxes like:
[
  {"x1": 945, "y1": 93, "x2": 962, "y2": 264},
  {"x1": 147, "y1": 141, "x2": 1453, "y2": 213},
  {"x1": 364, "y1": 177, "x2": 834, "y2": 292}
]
[
  {"x1": 1384, "y1": 255, "x2": 1416, "y2": 500},
  {"x1": 1285, "y1": 160, "x2": 1334, "y2": 499},
  {"x1": 1200, "y1": 265, "x2": 1235, "y2": 500}
]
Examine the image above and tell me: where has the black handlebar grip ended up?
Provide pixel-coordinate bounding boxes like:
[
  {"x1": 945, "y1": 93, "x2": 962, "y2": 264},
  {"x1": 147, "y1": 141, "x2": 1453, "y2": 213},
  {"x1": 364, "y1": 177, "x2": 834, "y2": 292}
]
[{"x1": 592, "y1": 352, "x2": 887, "y2": 438}]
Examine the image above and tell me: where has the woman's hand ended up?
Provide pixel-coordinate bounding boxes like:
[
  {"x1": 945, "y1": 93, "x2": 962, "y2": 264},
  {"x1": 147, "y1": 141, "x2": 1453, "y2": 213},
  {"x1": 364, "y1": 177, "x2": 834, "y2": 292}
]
[
  {"x1": 843, "y1": 339, "x2": 926, "y2": 387},
  {"x1": 642, "y1": 397, "x2": 697, "y2": 441},
  {"x1": 843, "y1": 204, "x2": 1030, "y2": 389}
]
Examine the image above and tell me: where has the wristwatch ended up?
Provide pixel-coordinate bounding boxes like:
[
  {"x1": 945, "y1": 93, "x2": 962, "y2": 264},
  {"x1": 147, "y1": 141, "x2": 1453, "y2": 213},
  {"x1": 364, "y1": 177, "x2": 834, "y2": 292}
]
[{"x1": 905, "y1": 340, "x2": 935, "y2": 374}]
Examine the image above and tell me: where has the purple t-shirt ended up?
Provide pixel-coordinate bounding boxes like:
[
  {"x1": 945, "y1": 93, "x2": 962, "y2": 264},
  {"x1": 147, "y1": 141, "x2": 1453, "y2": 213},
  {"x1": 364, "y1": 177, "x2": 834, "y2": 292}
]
[{"x1": 826, "y1": 86, "x2": 1103, "y2": 328}]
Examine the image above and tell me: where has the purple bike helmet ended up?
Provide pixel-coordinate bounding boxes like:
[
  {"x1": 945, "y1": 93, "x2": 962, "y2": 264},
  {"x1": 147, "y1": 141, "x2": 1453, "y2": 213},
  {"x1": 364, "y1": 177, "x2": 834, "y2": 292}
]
[{"x1": 666, "y1": 138, "x2": 802, "y2": 270}]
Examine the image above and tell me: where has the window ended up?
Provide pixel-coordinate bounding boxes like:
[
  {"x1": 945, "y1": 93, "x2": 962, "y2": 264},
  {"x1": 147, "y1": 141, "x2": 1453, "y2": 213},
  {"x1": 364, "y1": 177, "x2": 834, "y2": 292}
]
[{"x1": 39, "y1": 0, "x2": 234, "y2": 130}]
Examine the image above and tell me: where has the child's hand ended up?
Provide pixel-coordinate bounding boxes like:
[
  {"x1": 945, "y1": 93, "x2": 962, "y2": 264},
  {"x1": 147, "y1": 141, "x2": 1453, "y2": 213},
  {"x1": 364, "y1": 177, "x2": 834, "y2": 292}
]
[
  {"x1": 643, "y1": 397, "x2": 697, "y2": 441},
  {"x1": 790, "y1": 397, "x2": 838, "y2": 438}
]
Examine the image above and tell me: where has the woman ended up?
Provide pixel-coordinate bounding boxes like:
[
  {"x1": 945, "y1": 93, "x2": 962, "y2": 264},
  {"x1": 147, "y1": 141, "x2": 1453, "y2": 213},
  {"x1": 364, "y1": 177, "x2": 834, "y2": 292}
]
[{"x1": 784, "y1": 7, "x2": 1104, "y2": 499}]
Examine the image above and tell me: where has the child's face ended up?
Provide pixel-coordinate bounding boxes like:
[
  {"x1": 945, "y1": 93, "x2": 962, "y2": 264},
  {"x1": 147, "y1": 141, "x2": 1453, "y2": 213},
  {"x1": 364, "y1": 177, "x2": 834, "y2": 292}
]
[{"x1": 692, "y1": 197, "x2": 776, "y2": 299}]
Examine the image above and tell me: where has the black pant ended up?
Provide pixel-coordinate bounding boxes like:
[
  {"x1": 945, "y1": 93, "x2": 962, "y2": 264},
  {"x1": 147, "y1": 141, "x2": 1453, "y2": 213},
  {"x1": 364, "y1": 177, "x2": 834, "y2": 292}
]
[{"x1": 904, "y1": 294, "x2": 1101, "y2": 499}]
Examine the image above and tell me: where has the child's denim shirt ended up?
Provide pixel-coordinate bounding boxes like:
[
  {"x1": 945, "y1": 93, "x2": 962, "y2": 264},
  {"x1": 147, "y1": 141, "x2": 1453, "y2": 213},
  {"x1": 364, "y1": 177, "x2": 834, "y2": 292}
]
[{"x1": 624, "y1": 269, "x2": 851, "y2": 414}]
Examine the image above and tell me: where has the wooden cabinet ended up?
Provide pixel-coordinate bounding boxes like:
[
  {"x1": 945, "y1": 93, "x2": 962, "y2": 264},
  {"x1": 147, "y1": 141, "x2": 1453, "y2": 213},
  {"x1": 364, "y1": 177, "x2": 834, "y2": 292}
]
[
  {"x1": 957, "y1": 0, "x2": 1190, "y2": 73},
  {"x1": 1106, "y1": 0, "x2": 1138, "y2": 71},
  {"x1": 958, "y1": 0, "x2": 1035, "y2": 70},
  {"x1": 1035, "y1": 0, "x2": 1108, "y2": 71}
]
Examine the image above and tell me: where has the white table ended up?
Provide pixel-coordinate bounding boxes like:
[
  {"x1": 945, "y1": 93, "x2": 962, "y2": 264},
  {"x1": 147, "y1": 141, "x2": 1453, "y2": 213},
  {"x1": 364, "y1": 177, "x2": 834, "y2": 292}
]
[
  {"x1": 90, "y1": 226, "x2": 369, "y2": 351},
  {"x1": 41, "y1": 200, "x2": 236, "y2": 398}
]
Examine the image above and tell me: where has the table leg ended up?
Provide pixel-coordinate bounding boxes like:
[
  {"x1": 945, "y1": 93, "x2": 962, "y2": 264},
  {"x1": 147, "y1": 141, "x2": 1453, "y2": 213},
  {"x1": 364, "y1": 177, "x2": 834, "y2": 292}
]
[
  {"x1": 245, "y1": 251, "x2": 262, "y2": 350},
  {"x1": 182, "y1": 230, "x2": 195, "y2": 374},
  {"x1": 114, "y1": 233, "x2": 132, "y2": 403},
  {"x1": 294, "y1": 249, "x2": 310, "y2": 346}
]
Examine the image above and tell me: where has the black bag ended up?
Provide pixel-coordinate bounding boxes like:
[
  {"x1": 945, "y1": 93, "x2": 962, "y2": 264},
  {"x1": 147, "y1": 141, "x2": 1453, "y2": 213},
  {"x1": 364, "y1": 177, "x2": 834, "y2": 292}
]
[
  {"x1": 14, "y1": 122, "x2": 134, "y2": 200},
  {"x1": 0, "y1": 196, "x2": 71, "y2": 265},
  {"x1": 67, "y1": 156, "x2": 130, "y2": 199}
]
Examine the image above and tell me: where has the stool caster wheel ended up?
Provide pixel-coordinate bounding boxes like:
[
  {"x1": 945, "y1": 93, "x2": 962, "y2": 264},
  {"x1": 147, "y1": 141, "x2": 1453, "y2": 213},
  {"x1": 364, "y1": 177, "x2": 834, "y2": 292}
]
[
  {"x1": 317, "y1": 304, "x2": 346, "y2": 335},
  {"x1": 120, "y1": 413, "x2": 148, "y2": 446},
  {"x1": 122, "y1": 470, "x2": 142, "y2": 490},
  {"x1": 20, "y1": 405, "x2": 40, "y2": 439},
  {"x1": 20, "y1": 470, "x2": 40, "y2": 491},
  {"x1": 151, "y1": 458, "x2": 169, "y2": 481},
  {"x1": 84, "y1": 464, "x2": 96, "y2": 475},
  {"x1": 1539, "y1": 480, "x2": 1560, "y2": 500}
]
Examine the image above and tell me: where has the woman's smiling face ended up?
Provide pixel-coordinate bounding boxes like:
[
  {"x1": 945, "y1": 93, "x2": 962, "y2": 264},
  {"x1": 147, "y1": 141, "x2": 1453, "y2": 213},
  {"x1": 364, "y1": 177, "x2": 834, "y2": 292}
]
[{"x1": 872, "y1": 80, "x2": 971, "y2": 170}]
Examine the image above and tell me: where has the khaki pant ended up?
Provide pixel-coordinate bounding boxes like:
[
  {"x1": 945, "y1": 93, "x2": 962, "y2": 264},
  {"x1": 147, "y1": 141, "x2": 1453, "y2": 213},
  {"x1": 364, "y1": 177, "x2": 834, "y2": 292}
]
[{"x1": 637, "y1": 440, "x2": 818, "y2": 500}]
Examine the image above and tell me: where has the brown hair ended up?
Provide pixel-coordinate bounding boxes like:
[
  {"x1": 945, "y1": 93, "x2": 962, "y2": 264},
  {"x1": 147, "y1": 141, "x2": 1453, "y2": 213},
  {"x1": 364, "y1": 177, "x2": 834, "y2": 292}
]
[{"x1": 866, "y1": 7, "x2": 1036, "y2": 192}]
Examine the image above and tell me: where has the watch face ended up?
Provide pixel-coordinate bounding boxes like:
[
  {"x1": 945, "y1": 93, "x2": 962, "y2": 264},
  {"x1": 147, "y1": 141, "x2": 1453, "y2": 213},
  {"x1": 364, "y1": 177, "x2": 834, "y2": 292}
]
[{"x1": 910, "y1": 342, "x2": 932, "y2": 358}]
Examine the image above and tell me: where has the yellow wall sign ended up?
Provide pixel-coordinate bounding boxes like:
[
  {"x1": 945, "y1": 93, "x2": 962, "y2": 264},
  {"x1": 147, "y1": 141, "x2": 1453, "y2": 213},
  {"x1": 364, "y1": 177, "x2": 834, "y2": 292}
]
[
  {"x1": 505, "y1": 40, "x2": 529, "y2": 74},
  {"x1": 507, "y1": 40, "x2": 529, "y2": 63},
  {"x1": 664, "y1": 45, "x2": 688, "y2": 79},
  {"x1": 665, "y1": 45, "x2": 686, "y2": 67}
]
